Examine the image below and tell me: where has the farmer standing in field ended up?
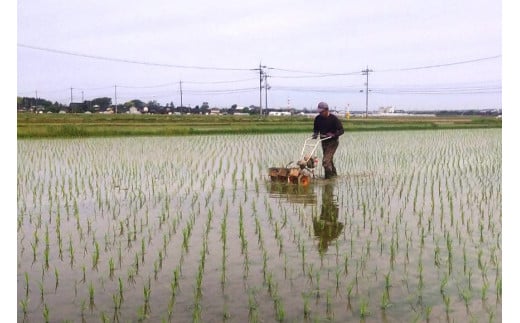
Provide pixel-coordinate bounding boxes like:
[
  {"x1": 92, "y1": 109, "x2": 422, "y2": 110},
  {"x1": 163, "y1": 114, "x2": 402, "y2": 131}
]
[{"x1": 312, "y1": 102, "x2": 344, "y2": 179}]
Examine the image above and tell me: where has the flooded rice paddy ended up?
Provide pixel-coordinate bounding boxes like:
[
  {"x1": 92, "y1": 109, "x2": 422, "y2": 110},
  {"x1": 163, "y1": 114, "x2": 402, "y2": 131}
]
[{"x1": 17, "y1": 129, "x2": 501, "y2": 322}]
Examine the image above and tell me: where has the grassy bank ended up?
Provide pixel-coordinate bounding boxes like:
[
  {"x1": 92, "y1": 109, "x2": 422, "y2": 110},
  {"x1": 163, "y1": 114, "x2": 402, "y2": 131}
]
[{"x1": 17, "y1": 113, "x2": 502, "y2": 138}]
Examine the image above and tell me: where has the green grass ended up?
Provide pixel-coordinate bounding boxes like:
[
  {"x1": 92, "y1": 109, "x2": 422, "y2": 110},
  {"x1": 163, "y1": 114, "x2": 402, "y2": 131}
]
[{"x1": 17, "y1": 113, "x2": 501, "y2": 138}]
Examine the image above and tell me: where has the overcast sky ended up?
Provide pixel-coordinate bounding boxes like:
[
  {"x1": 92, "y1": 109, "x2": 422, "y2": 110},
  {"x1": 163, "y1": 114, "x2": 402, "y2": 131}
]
[{"x1": 17, "y1": 0, "x2": 502, "y2": 111}]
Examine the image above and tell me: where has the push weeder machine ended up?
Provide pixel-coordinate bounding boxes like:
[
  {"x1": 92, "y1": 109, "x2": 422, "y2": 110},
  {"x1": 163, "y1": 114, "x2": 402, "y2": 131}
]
[{"x1": 268, "y1": 136, "x2": 331, "y2": 186}]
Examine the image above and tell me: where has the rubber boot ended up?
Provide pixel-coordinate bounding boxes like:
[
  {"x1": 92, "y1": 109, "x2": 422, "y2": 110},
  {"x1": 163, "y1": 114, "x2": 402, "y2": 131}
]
[{"x1": 324, "y1": 169, "x2": 333, "y2": 179}]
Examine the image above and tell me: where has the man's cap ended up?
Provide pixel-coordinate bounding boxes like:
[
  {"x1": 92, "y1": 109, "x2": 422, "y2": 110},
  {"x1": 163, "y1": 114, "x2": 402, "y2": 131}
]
[{"x1": 317, "y1": 102, "x2": 329, "y2": 111}]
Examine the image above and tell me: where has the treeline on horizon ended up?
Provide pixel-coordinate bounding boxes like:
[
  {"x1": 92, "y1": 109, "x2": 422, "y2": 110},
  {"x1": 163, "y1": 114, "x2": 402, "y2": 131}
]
[{"x1": 17, "y1": 96, "x2": 502, "y2": 116}]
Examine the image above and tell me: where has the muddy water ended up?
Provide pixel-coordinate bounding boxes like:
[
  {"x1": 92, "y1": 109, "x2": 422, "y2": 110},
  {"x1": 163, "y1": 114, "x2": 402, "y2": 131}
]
[{"x1": 17, "y1": 130, "x2": 501, "y2": 322}]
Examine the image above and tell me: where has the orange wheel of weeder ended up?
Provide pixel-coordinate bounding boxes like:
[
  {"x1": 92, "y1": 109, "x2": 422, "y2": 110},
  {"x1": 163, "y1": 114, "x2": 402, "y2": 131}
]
[{"x1": 298, "y1": 175, "x2": 310, "y2": 186}]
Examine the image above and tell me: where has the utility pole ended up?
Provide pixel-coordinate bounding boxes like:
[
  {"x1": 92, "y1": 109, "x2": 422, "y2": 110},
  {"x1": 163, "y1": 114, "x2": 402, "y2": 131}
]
[
  {"x1": 264, "y1": 71, "x2": 270, "y2": 112},
  {"x1": 179, "y1": 81, "x2": 183, "y2": 109},
  {"x1": 70, "y1": 87, "x2": 73, "y2": 104},
  {"x1": 361, "y1": 67, "x2": 373, "y2": 118},
  {"x1": 252, "y1": 64, "x2": 267, "y2": 116},
  {"x1": 114, "y1": 85, "x2": 118, "y2": 114},
  {"x1": 259, "y1": 64, "x2": 265, "y2": 116}
]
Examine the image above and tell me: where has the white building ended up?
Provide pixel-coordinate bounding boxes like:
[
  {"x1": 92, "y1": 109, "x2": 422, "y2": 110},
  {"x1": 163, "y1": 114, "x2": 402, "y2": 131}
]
[
  {"x1": 128, "y1": 107, "x2": 141, "y2": 114},
  {"x1": 378, "y1": 106, "x2": 395, "y2": 114},
  {"x1": 268, "y1": 111, "x2": 291, "y2": 116}
]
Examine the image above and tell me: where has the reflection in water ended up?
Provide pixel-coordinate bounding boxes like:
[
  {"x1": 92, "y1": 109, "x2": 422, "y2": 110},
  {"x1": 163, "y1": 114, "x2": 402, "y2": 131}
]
[
  {"x1": 313, "y1": 182, "x2": 344, "y2": 252},
  {"x1": 266, "y1": 181, "x2": 317, "y2": 205},
  {"x1": 267, "y1": 179, "x2": 344, "y2": 253}
]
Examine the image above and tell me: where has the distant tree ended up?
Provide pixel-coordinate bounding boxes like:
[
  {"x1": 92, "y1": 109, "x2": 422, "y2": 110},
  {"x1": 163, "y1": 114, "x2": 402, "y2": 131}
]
[
  {"x1": 146, "y1": 100, "x2": 159, "y2": 108},
  {"x1": 17, "y1": 96, "x2": 53, "y2": 111},
  {"x1": 38, "y1": 98, "x2": 53, "y2": 109},
  {"x1": 91, "y1": 97, "x2": 112, "y2": 111},
  {"x1": 49, "y1": 102, "x2": 62, "y2": 113},
  {"x1": 83, "y1": 100, "x2": 95, "y2": 113},
  {"x1": 200, "y1": 104, "x2": 209, "y2": 115},
  {"x1": 69, "y1": 102, "x2": 88, "y2": 113},
  {"x1": 124, "y1": 99, "x2": 145, "y2": 109}
]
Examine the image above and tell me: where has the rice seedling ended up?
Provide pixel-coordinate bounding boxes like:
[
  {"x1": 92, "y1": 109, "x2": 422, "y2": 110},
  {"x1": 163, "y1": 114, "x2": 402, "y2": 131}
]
[
  {"x1": 143, "y1": 279, "x2": 152, "y2": 316},
  {"x1": 43, "y1": 303, "x2": 50, "y2": 323},
  {"x1": 326, "y1": 289, "x2": 334, "y2": 319},
  {"x1": 92, "y1": 240, "x2": 100, "y2": 269},
  {"x1": 488, "y1": 310, "x2": 495, "y2": 323},
  {"x1": 443, "y1": 294, "x2": 451, "y2": 316},
  {"x1": 20, "y1": 298, "x2": 29, "y2": 318},
  {"x1": 112, "y1": 292, "x2": 122, "y2": 313},
  {"x1": 381, "y1": 289, "x2": 391, "y2": 310},
  {"x1": 118, "y1": 277, "x2": 124, "y2": 302},
  {"x1": 141, "y1": 237, "x2": 146, "y2": 262},
  {"x1": 248, "y1": 290, "x2": 259, "y2": 321},
  {"x1": 346, "y1": 280, "x2": 355, "y2": 301},
  {"x1": 496, "y1": 277, "x2": 502, "y2": 301},
  {"x1": 302, "y1": 292, "x2": 311, "y2": 318},
  {"x1": 43, "y1": 245, "x2": 50, "y2": 270},
  {"x1": 460, "y1": 288, "x2": 472, "y2": 310},
  {"x1": 315, "y1": 270, "x2": 321, "y2": 299},
  {"x1": 38, "y1": 280, "x2": 44, "y2": 302},
  {"x1": 359, "y1": 298, "x2": 370, "y2": 318},
  {"x1": 88, "y1": 281, "x2": 95, "y2": 307},
  {"x1": 468, "y1": 268, "x2": 473, "y2": 291},
  {"x1": 24, "y1": 272, "x2": 30, "y2": 297},
  {"x1": 222, "y1": 303, "x2": 231, "y2": 321},
  {"x1": 274, "y1": 294, "x2": 285, "y2": 322},
  {"x1": 481, "y1": 281, "x2": 489, "y2": 302},
  {"x1": 54, "y1": 267, "x2": 59, "y2": 291},
  {"x1": 418, "y1": 260, "x2": 424, "y2": 290}
]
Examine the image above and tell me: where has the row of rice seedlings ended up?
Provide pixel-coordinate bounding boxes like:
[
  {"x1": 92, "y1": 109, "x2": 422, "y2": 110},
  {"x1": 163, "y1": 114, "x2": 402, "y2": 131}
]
[
  {"x1": 17, "y1": 130, "x2": 500, "y2": 322},
  {"x1": 169, "y1": 138, "x2": 264, "y2": 322},
  {"x1": 26, "y1": 137, "x2": 262, "y2": 318},
  {"x1": 19, "y1": 139, "x2": 173, "y2": 321},
  {"x1": 304, "y1": 130, "x2": 496, "y2": 322},
  {"x1": 248, "y1": 198, "x2": 289, "y2": 322}
]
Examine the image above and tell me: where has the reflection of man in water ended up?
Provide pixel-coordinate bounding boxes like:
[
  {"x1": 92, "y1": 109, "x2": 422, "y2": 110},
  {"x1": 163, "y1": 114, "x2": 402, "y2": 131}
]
[{"x1": 313, "y1": 182, "x2": 344, "y2": 252}]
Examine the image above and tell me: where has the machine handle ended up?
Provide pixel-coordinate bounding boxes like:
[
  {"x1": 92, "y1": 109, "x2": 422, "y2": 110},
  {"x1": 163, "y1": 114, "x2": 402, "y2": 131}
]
[{"x1": 306, "y1": 136, "x2": 332, "y2": 141}]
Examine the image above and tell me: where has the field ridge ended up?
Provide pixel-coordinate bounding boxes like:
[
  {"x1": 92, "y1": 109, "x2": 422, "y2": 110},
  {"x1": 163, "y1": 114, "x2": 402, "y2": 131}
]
[{"x1": 17, "y1": 114, "x2": 502, "y2": 138}]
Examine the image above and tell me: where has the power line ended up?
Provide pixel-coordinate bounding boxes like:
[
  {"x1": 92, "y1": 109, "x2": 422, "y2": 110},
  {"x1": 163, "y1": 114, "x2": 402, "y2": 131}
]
[
  {"x1": 373, "y1": 88, "x2": 501, "y2": 94},
  {"x1": 269, "y1": 55, "x2": 501, "y2": 76},
  {"x1": 183, "y1": 78, "x2": 258, "y2": 84},
  {"x1": 18, "y1": 43, "x2": 253, "y2": 71},
  {"x1": 377, "y1": 55, "x2": 501, "y2": 72},
  {"x1": 273, "y1": 87, "x2": 361, "y2": 93},
  {"x1": 184, "y1": 87, "x2": 258, "y2": 94},
  {"x1": 117, "y1": 78, "x2": 259, "y2": 88},
  {"x1": 269, "y1": 67, "x2": 361, "y2": 77},
  {"x1": 18, "y1": 43, "x2": 500, "y2": 76},
  {"x1": 272, "y1": 84, "x2": 501, "y2": 94}
]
